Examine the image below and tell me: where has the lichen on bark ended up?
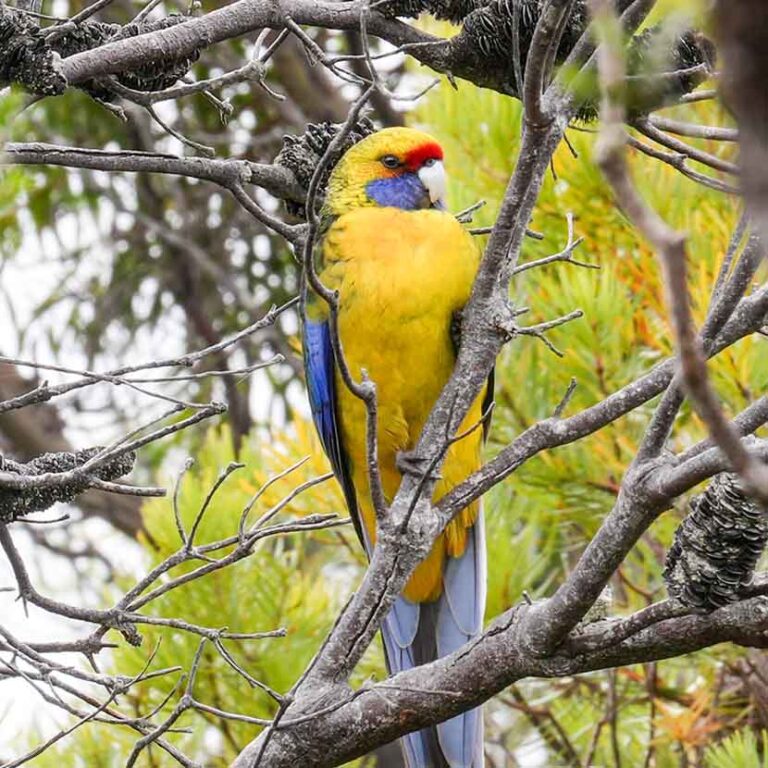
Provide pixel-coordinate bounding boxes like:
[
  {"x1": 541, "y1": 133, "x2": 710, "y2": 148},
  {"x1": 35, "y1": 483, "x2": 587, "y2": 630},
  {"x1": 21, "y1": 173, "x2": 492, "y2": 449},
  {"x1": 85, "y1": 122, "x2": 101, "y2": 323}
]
[{"x1": 0, "y1": 447, "x2": 136, "y2": 523}]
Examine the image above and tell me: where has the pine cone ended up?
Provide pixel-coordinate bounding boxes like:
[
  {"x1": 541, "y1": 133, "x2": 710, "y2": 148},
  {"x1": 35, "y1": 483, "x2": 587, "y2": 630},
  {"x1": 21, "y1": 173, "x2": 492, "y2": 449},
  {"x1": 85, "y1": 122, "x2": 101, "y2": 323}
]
[
  {"x1": 434, "y1": 0, "x2": 710, "y2": 118},
  {"x1": 275, "y1": 118, "x2": 376, "y2": 217},
  {"x1": 1, "y1": 7, "x2": 202, "y2": 100},
  {"x1": 0, "y1": 5, "x2": 67, "y2": 96},
  {"x1": 664, "y1": 473, "x2": 768, "y2": 611}
]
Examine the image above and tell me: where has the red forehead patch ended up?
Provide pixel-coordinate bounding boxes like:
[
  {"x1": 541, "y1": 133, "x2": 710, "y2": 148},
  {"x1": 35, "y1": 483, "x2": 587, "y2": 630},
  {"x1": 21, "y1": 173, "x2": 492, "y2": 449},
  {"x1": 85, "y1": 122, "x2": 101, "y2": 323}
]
[{"x1": 403, "y1": 142, "x2": 444, "y2": 170}]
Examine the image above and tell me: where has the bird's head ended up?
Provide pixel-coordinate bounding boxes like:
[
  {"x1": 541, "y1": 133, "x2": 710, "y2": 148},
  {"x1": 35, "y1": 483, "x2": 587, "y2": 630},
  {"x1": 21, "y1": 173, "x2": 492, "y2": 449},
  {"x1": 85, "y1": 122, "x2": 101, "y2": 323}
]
[{"x1": 325, "y1": 127, "x2": 446, "y2": 215}]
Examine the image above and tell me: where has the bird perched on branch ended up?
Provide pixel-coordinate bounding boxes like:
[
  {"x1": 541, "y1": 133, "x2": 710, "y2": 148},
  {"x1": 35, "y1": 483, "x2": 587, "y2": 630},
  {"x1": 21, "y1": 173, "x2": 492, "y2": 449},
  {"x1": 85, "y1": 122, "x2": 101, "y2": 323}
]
[{"x1": 302, "y1": 127, "x2": 491, "y2": 767}]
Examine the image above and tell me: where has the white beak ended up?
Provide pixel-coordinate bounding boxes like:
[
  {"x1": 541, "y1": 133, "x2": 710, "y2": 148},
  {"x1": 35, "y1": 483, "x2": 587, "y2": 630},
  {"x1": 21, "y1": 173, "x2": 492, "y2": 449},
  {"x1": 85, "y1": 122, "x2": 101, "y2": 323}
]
[{"x1": 418, "y1": 160, "x2": 447, "y2": 208}]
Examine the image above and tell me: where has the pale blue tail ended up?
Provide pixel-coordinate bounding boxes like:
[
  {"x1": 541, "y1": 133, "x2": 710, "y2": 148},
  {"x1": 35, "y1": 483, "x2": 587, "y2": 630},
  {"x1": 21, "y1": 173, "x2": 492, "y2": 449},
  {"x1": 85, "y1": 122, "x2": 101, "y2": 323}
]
[{"x1": 380, "y1": 510, "x2": 486, "y2": 768}]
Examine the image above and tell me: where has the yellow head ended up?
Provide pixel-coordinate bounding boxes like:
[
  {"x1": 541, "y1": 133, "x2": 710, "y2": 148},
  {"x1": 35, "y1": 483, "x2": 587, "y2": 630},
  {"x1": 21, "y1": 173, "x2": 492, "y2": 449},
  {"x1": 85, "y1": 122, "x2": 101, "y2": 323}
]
[{"x1": 324, "y1": 127, "x2": 447, "y2": 216}]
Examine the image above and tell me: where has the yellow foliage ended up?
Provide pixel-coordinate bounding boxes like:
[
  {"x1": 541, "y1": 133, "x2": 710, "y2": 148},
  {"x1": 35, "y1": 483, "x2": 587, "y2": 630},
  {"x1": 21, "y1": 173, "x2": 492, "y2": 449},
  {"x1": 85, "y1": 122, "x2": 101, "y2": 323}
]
[{"x1": 654, "y1": 689, "x2": 723, "y2": 750}]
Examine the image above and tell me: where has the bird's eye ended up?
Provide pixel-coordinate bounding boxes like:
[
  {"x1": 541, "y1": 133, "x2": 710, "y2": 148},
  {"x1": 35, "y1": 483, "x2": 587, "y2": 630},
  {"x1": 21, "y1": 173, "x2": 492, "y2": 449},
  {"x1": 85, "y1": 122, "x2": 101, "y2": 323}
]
[
  {"x1": 380, "y1": 155, "x2": 401, "y2": 169},
  {"x1": 422, "y1": 158, "x2": 437, "y2": 167}
]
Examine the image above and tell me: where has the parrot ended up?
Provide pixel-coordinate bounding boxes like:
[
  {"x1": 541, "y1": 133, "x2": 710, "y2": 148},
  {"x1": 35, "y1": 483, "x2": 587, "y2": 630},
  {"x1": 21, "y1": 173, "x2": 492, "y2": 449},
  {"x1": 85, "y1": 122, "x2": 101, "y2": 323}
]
[{"x1": 302, "y1": 126, "x2": 491, "y2": 768}]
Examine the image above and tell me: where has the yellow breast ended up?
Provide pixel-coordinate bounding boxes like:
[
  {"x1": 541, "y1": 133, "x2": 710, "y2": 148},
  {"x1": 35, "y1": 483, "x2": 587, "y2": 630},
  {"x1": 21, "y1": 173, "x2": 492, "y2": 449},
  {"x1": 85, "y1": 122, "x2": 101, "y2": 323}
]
[
  {"x1": 317, "y1": 207, "x2": 485, "y2": 603},
  {"x1": 323, "y1": 207, "x2": 478, "y2": 430}
]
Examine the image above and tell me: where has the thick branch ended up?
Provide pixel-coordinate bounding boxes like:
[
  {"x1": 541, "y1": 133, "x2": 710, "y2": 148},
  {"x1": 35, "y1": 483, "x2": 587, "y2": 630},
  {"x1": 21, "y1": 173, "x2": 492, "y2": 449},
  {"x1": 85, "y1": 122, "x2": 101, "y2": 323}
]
[
  {"x1": 2, "y1": 143, "x2": 306, "y2": 238},
  {"x1": 57, "y1": 0, "x2": 444, "y2": 90},
  {"x1": 232, "y1": 594, "x2": 768, "y2": 767},
  {"x1": 437, "y1": 284, "x2": 768, "y2": 518}
]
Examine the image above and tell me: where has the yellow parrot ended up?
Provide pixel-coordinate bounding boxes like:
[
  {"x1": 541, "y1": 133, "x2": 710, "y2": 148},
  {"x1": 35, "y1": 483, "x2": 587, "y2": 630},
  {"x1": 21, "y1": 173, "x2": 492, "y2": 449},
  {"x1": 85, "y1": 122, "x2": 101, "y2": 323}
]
[{"x1": 302, "y1": 127, "x2": 490, "y2": 768}]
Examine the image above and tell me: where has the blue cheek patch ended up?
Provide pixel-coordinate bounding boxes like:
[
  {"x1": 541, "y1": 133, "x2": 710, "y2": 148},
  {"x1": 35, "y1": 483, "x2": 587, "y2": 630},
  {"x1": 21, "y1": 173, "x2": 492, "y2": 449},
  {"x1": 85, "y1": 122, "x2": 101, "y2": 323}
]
[{"x1": 366, "y1": 173, "x2": 429, "y2": 210}]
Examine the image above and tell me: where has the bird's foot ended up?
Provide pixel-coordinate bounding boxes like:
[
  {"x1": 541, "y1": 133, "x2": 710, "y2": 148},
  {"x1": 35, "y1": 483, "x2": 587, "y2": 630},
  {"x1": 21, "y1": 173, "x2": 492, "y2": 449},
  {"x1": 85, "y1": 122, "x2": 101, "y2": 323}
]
[
  {"x1": 450, "y1": 308, "x2": 464, "y2": 354},
  {"x1": 396, "y1": 450, "x2": 442, "y2": 481}
]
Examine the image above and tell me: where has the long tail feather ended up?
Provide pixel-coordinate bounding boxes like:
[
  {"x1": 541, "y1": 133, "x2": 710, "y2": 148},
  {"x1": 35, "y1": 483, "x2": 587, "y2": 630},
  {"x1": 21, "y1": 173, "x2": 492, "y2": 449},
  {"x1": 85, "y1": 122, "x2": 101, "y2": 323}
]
[
  {"x1": 380, "y1": 510, "x2": 486, "y2": 768},
  {"x1": 436, "y1": 512, "x2": 485, "y2": 767}
]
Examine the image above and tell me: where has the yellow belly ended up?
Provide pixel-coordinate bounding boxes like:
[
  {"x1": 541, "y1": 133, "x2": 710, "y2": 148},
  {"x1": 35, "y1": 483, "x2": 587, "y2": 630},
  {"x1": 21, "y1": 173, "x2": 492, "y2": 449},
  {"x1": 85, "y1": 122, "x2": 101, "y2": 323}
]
[{"x1": 318, "y1": 207, "x2": 484, "y2": 603}]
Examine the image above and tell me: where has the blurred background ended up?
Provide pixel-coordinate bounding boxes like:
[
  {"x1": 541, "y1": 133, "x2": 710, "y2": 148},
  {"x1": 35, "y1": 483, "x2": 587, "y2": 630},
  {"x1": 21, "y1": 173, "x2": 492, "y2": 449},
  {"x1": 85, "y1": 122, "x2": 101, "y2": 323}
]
[{"x1": 2, "y1": 0, "x2": 767, "y2": 766}]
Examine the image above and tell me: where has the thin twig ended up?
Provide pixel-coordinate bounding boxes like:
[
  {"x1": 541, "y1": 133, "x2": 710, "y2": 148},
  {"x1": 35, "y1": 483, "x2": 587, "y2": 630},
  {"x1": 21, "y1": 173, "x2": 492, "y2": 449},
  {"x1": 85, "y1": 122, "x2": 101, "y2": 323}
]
[
  {"x1": 0, "y1": 300, "x2": 296, "y2": 415},
  {"x1": 648, "y1": 116, "x2": 738, "y2": 143},
  {"x1": 633, "y1": 117, "x2": 739, "y2": 176},
  {"x1": 512, "y1": 212, "x2": 596, "y2": 276},
  {"x1": 627, "y1": 135, "x2": 739, "y2": 194}
]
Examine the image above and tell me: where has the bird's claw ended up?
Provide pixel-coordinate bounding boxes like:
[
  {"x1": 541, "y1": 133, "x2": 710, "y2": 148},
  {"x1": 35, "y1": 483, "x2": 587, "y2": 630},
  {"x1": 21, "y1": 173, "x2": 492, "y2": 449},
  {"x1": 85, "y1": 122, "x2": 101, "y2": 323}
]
[
  {"x1": 494, "y1": 301, "x2": 525, "y2": 342},
  {"x1": 450, "y1": 309, "x2": 464, "y2": 354}
]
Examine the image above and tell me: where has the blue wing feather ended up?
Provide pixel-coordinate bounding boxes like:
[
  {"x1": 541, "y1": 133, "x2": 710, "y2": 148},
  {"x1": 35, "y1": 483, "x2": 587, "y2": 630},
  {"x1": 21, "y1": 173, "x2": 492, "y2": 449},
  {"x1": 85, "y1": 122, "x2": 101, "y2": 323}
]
[
  {"x1": 303, "y1": 321, "x2": 336, "y2": 457},
  {"x1": 302, "y1": 317, "x2": 362, "y2": 541},
  {"x1": 437, "y1": 508, "x2": 486, "y2": 654}
]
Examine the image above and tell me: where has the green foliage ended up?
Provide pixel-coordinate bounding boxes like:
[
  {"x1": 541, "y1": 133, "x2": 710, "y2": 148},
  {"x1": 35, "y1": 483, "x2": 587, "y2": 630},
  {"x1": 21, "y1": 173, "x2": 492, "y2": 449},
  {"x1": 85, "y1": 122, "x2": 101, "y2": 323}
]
[
  {"x1": 0, "y1": 91, "x2": 34, "y2": 260},
  {"x1": 706, "y1": 730, "x2": 768, "y2": 768}
]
